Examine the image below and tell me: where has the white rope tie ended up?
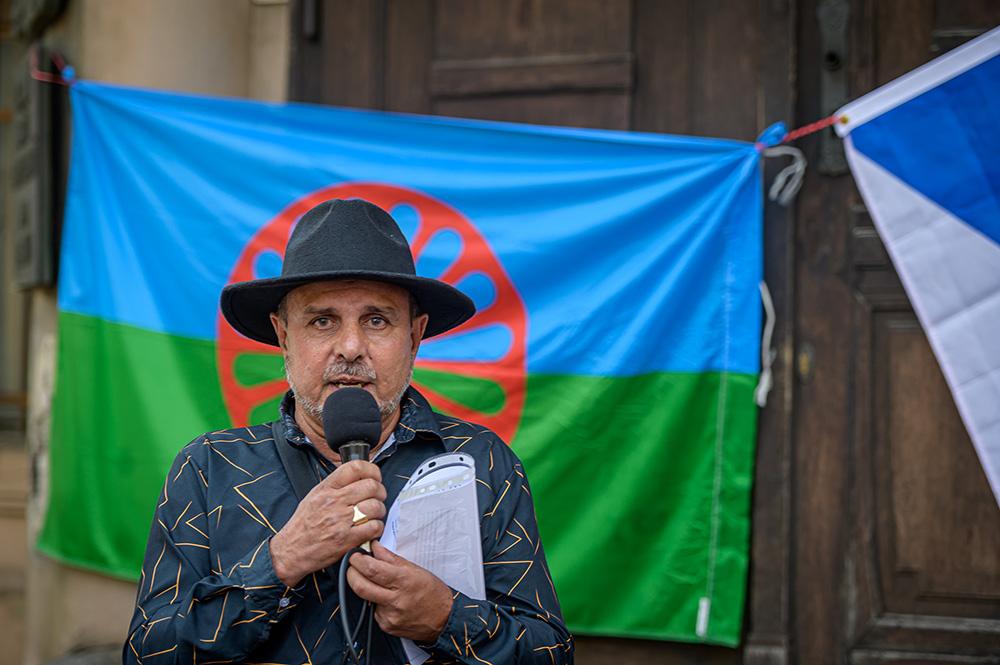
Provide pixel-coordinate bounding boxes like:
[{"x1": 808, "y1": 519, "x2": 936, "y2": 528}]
[
  {"x1": 764, "y1": 145, "x2": 807, "y2": 207},
  {"x1": 754, "y1": 280, "x2": 776, "y2": 407}
]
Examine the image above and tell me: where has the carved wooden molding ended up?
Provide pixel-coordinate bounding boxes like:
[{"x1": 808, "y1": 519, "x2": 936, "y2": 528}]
[{"x1": 430, "y1": 53, "x2": 633, "y2": 98}]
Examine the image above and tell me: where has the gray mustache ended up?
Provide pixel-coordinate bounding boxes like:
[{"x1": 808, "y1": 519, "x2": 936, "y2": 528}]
[{"x1": 322, "y1": 361, "x2": 376, "y2": 382}]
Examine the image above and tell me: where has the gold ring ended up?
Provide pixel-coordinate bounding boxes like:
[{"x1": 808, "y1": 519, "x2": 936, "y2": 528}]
[{"x1": 352, "y1": 505, "x2": 369, "y2": 526}]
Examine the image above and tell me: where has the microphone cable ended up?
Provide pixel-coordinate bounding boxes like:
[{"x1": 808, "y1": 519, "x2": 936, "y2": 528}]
[
  {"x1": 339, "y1": 547, "x2": 373, "y2": 665},
  {"x1": 321, "y1": 387, "x2": 382, "y2": 665}
]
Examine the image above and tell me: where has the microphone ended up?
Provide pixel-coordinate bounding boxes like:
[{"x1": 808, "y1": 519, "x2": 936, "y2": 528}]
[
  {"x1": 322, "y1": 387, "x2": 382, "y2": 464},
  {"x1": 326, "y1": 387, "x2": 382, "y2": 663},
  {"x1": 324, "y1": 387, "x2": 382, "y2": 555}
]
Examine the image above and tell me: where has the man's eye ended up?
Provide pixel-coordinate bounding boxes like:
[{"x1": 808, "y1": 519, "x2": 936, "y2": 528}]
[
  {"x1": 312, "y1": 317, "x2": 332, "y2": 329},
  {"x1": 367, "y1": 316, "x2": 388, "y2": 329}
]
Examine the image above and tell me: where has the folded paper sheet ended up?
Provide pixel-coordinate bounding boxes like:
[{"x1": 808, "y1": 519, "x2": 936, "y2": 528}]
[{"x1": 381, "y1": 453, "x2": 485, "y2": 664}]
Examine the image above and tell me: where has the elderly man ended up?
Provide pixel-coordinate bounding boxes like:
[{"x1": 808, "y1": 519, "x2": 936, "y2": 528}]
[{"x1": 124, "y1": 199, "x2": 572, "y2": 664}]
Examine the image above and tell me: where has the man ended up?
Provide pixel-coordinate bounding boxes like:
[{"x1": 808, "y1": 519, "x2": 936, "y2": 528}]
[{"x1": 124, "y1": 199, "x2": 573, "y2": 664}]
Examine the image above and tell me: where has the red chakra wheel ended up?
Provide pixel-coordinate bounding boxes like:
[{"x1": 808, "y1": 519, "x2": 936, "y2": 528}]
[{"x1": 216, "y1": 183, "x2": 527, "y2": 443}]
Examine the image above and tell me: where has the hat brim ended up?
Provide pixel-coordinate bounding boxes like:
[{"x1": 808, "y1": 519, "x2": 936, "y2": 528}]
[{"x1": 220, "y1": 271, "x2": 476, "y2": 346}]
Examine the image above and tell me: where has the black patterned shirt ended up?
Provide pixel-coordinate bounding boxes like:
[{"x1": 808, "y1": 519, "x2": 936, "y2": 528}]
[{"x1": 124, "y1": 389, "x2": 573, "y2": 664}]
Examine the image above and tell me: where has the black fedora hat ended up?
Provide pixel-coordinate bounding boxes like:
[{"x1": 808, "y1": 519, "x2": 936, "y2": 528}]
[{"x1": 220, "y1": 199, "x2": 475, "y2": 345}]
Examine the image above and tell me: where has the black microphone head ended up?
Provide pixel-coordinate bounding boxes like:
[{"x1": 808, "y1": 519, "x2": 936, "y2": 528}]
[{"x1": 322, "y1": 387, "x2": 382, "y2": 454}]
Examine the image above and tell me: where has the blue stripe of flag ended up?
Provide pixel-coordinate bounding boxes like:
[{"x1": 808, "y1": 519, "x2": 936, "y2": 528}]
[{"x1": 60, "y1": 82, "x2": 762, "y2": 376}]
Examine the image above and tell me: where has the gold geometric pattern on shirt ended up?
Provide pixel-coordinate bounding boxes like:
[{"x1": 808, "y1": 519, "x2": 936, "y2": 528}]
[{"x1": 126, "y1": 392, "x2": 572, "y2": 664}]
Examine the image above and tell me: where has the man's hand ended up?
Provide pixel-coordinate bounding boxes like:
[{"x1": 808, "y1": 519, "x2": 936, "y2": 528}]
[
  {"x1": 346, "y1": 540, "x2": 454, "y2": 643},
  {"x1": 269, "y1": 460, "x2": 386, "y2": 587}
]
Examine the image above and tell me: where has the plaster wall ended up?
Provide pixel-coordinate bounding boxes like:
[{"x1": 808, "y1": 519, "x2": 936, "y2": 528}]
[{"x1": 1, "y1": 1, "x2": 291, "y2": 662}]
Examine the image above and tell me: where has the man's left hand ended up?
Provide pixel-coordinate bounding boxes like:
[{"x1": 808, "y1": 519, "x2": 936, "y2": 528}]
[{"x1": 346, "y1": 540, "x2": 453, "y2": 643}]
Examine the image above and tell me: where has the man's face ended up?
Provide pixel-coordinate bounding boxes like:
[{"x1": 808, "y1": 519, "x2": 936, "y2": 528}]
[{"x1": 270, "y1": 279, "x2": 429, "y2": 427}]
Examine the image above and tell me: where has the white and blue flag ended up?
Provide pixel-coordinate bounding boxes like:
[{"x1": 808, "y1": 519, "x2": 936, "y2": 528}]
[{"x1": 836, "y1": 26, "x2": 1000, "y2": 505}]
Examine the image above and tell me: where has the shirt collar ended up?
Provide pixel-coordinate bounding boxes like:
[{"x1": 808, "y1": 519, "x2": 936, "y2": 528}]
[
  {"x1": 278, "y1": 387, "x2": 444, "y2": 453},
  {"x1": 394, "y1": 388, "x2": 443, "y2": 444}
]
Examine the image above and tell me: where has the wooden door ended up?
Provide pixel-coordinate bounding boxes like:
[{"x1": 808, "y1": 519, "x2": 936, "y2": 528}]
[
  {"x1": 289, "y1": 2, "x2": 796, "y2": 663},
  {"x1": 288, "y1": 1, "x2": 1000, "y2": 662},
  {"x1": 793, "y1": 1, "x2": 1000, "y2": 663}
]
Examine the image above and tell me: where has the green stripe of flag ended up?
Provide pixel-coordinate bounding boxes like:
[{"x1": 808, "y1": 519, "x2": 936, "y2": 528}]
[
  {"x1": 516, "y1": 372, "x2": 756, "y2": 645},
  {"x1": 39, "y1": 312, "x2": 230, "y2": 578}
]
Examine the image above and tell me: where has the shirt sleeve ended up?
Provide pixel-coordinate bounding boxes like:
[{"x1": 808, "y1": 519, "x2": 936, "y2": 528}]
[
  {"x1": 422, "y1": 461, "x2": 574, "y2": 664},
  {"x1": 123, "y1": 440, "x2": 304, "y2": 664}
]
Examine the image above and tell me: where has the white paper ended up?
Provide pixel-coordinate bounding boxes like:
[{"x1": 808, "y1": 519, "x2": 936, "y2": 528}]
[{"x1": 380, "y1": 453, "x2": 484, "y2": 664}]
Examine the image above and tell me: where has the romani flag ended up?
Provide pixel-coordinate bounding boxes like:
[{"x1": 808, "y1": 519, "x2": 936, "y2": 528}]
[{"x1": 41, "y1": 81, "x2": 763, "y2": 645}]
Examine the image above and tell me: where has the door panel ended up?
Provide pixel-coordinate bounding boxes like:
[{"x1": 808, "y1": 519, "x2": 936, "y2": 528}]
[
  {"x1": 880, "y1": 321, "x2": 1000, "y2": 616},
  {"x1": 848, "y1": 211, "x2": 1000, "y2": 655},
  {"x1": 433, "y1": 0, "x2": 632, "y2": 58},
  {"x1": 428, "y1": 0, "x2": 633, "y2": 129}
]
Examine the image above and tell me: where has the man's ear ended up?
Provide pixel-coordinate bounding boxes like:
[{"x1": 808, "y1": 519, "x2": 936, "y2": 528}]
[
  {"x1": 410, "y1": 313, "x2": 429, "y2": 359},
  {"x1": 269, "y1": 312, "x2": 289, "y2": 351}
]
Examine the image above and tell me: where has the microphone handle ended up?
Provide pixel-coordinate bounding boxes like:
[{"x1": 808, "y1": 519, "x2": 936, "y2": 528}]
[
  {"x1": 339, "y1": 441, "x2": 371, "y2": 462},
  {"x1": 339, "y1": 440, "x2": 373, "y2": 553}
]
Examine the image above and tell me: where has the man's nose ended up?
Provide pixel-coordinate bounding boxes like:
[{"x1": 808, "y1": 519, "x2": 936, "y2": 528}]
[{"x1": 335, "y1": 321, "x2": 366, "y2": 361}]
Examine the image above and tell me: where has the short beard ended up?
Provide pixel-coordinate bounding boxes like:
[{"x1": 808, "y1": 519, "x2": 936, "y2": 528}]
[{"x1": 285, "y1": 357, "x2": 413, "y2": 423}]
